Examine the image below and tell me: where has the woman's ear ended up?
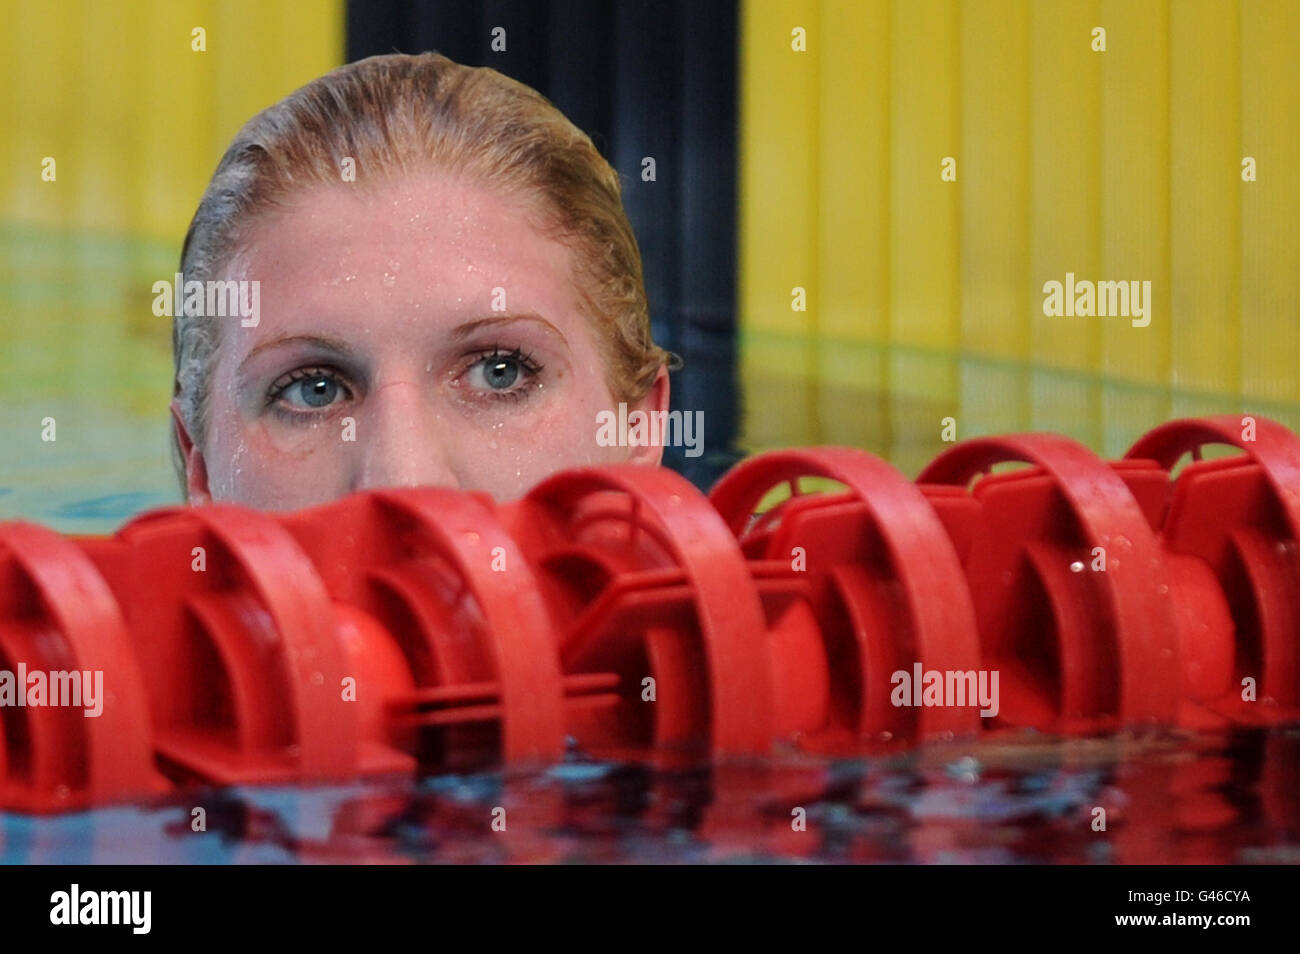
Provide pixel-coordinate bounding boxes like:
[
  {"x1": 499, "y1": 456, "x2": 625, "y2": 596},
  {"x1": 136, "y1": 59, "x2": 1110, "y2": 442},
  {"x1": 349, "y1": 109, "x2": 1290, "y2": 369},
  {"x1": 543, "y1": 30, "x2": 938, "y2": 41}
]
[
  {"x1": 625, "y1": 364, "x2": 671, "y2": 466},
  {"x1": 170, "y1": 400, "x2": 213, "y2": 505}
]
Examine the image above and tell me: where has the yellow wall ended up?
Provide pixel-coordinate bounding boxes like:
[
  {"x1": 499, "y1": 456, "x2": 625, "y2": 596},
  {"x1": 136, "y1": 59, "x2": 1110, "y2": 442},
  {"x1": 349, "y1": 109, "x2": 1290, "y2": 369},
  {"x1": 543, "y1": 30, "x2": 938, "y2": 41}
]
[
  {"x1": 0, "y1": 0, "x2": 344, "y2": 239},
  {"x1": 739, "y1": 0, "x2": 1300, "y2": 473},
  {"x1": 0, "y1": 1, "x2": 343, "y2": 531}
]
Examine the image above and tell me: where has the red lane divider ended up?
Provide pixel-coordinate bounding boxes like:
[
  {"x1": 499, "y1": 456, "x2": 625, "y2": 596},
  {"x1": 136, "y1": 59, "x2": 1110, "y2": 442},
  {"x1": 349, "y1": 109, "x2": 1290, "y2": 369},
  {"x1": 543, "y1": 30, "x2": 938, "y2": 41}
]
[
  {"x1": 709, "y1": 447, "x2": 981, "y2": 746},
  {"x1": 918, "y1": 433, "x2": 1182, "y2": 731},
  {"x1": 0, "y1": 524, "x2": 164, "y2": 811},
  {"x1": 0, "y1": 416, "x2": 1296, "y2": 812},
  {"x1": 511, "y1": 464, "x2": 775, "y2": 756},
  {"x1": 1126, "y1": 416, "x2": 1300, "y2": 722}
]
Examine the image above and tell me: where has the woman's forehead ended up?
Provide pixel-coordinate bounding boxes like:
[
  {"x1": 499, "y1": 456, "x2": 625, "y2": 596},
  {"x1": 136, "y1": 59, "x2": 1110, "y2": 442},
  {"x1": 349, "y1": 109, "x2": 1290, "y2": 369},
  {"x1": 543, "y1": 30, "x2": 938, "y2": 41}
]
[
  {"x1": 234, "y1": 174, "x2": 568, "y2": 279},
  {"x1": 211, "y1": 173, "x2": 597, "y2": 362}
]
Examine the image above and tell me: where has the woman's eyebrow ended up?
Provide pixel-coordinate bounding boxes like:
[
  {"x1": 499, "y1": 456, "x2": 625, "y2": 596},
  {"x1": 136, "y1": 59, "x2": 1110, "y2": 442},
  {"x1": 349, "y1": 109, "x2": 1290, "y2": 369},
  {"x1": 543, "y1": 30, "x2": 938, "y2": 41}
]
[
  {"x1": 449, "y1": 312, "x2": 569, "y2": 346},
  {"x1": 237, "y1": 333, "x2": 357, "y2": 379}
]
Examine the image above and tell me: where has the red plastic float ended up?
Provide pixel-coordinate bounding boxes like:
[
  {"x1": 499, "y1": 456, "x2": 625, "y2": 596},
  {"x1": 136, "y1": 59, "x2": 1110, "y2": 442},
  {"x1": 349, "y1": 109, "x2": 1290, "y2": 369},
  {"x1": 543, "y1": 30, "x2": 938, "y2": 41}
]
[{"x1": 0, "y1": 415, "x2": 1295, "y2": 813}]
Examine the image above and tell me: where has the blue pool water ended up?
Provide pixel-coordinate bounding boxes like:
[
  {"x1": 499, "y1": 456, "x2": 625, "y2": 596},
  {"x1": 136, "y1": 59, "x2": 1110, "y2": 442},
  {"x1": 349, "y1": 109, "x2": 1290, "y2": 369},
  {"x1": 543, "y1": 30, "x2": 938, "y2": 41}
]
[{"x1": 3, "y1": 727, "x2": 1296, "y2": 863}]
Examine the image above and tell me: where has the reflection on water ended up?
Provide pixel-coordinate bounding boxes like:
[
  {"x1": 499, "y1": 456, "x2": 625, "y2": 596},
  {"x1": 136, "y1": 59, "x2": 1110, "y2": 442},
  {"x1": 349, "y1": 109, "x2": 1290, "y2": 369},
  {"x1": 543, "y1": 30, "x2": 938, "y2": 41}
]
[
  {"x1": 0, "y1": 227, "x2": 180, "y2": 534},
  {"x1": 738, "y1": 333, "x2": 1300, "y2": 479},
  {"x1": 3, "y1": 727, "x2": 1297, "y2": 864}
]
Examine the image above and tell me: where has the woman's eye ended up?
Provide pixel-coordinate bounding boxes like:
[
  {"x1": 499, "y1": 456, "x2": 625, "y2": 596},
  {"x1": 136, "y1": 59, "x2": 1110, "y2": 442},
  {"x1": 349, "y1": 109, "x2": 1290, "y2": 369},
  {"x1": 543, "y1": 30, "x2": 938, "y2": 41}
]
[
  {"x1": 476, "y1": 356, "x2": 520, "y2": 389},
  {"x1": 291, "y1": 376, "x2": 341, "y2": 408},
  {"x1": 464, "y1": 349, "x2": 542, "y2": 397},
  {"x1": 267, "y1": 368, "x2": 352, "y2": 411}
]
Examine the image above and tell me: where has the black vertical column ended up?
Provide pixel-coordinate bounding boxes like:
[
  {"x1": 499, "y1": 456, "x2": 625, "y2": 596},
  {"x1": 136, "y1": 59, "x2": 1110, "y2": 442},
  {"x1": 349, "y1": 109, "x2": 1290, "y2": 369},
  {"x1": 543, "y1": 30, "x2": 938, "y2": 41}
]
[
  {"x1": 476, "y1": 0, "x2": 550, "y2": 91},
  {"x1": 545, "y1": 1, "x2": 614, "y2": 147},
  {"x1": 346, "y1": 0, "x2": 419, "y2": 58},
  {"x1": 410, "y1": 1, "x2": 478, "y2": 60},
  {"x1": 674, "y1": 0, "x2": 741, "y2": 486},
  {"x1": 346, "y1": 0, "x2": 740, "y2": 490},
  {"x1": 610, "y1": 2, "x2": 682, "y2": 363}
]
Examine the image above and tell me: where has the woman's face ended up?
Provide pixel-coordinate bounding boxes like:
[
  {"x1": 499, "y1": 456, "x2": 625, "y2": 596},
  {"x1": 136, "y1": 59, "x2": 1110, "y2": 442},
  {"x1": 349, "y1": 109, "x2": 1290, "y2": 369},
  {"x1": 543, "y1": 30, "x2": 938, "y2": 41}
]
[{"x1": 172, "y1": 171, "x2": 668, "y2": 510}]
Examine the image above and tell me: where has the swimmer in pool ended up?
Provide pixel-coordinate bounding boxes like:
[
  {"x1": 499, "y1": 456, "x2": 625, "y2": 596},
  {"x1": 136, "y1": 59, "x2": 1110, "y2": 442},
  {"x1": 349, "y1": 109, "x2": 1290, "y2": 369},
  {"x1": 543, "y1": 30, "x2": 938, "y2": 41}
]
[{"x1": 171, "y1": 52, "x2": 674, "y2": 511}]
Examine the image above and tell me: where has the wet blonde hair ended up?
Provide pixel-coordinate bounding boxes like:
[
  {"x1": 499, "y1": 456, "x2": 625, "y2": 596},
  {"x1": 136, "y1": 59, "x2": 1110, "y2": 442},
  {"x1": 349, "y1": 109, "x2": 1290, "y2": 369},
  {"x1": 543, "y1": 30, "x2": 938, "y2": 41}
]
[{"x1": 174, "y1": 51, "x2": 672, "y2": 481}]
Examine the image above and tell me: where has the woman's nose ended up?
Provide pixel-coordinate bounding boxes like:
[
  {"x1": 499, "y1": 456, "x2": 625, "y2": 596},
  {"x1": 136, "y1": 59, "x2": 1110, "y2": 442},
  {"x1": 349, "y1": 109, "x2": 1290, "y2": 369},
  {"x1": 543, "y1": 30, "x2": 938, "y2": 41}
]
[{"x1": 350, "y1": 380, "x2": 460, "y2": 492}]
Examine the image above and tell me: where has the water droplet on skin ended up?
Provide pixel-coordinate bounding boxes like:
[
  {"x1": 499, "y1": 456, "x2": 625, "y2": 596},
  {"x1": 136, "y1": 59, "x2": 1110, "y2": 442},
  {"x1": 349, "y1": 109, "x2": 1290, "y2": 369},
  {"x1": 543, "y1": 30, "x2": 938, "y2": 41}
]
[
  {"x1": 1070, "y1": 560, "x2": 1085, "y2": 573},
  {"x1": 382, "y1": 273, "x2": 396, "y2": 287},
  {"x1": 488, "y1": 440, "x2": 499, "y2": 451}
]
